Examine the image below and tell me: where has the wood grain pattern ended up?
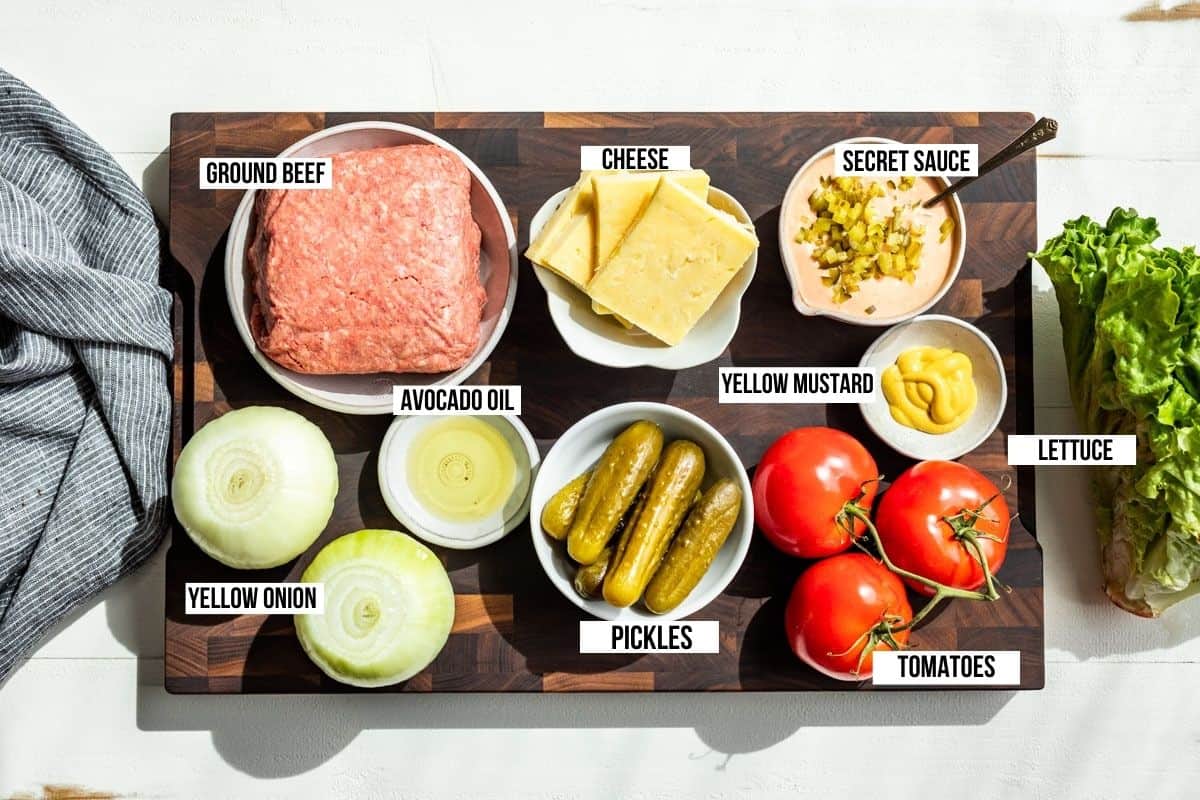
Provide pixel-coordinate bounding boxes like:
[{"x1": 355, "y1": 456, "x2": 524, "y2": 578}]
[{"x1": 165, "y1": 112, "x2": 1043, "y2": 694}]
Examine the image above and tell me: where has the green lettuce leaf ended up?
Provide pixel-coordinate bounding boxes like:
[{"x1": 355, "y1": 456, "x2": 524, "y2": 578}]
[{"x1": 1035, "y1": 209, "x2": 1200, "y2": 615}]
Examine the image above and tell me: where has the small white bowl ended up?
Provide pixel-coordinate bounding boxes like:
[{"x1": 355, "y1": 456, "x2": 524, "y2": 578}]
[
  {"x1": 778, "y1": 136, "x2": 966, "y2": 327},
  {"x1": 377, "y1": 414, "x2": 540, "y2": 550},
  {"x1": 858, "y1": 315, "x2": 1007, "y2": 461},
  {"x1": 225, "y1": 121, "x2": 518, "y2": 415},
  {"x1": 530, "y1": 402, "x2": 754, "y2": 621},
  {"x1": 528, "y1": 187, "x2": 758, "y2": 370}
]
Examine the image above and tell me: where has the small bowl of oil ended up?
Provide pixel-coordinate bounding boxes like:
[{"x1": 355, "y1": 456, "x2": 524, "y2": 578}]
[{"x1": 378, "y1": 415, "x2": 540, "y2": 550}]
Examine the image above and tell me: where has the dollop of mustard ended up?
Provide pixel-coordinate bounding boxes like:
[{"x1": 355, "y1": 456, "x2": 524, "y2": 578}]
[{"x1": 881, "y1": 346, "x2": 977, "y2": 434}]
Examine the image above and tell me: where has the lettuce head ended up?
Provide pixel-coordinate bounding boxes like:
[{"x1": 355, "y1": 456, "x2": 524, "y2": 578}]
[{"x1": 1036, "y1": 209, "x2": 1200, "y2": 616}]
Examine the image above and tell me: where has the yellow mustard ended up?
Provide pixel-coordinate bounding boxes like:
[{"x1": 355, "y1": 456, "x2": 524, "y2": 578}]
[{"x1": 881, "y1": 346, "x2": 977, "y2": 434}]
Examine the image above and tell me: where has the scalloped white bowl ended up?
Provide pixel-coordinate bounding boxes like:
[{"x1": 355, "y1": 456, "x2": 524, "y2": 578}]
[{"x1": 528, "y1": 186, "x2": 758, "y2": 370}]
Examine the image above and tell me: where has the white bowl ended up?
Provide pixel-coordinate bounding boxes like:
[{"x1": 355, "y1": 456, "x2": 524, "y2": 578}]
[
  {"x1": 225, "y1": 121, "x2": 518, "y2": 415},
  {"x1": 777, "y1": 136, "x2": 966, "y2": 327},
  {"x1": 377, "y1": 414, "x2": 540, "y2": 550},
  {"x1": 858, "y1": 315, "x2": 1007, "y2": 461},
  {"x1": 528, "y1": 187, "x2": 758, "y2": 370},
  {"x1": 530, "y1": 402, "x2": 754, "y2": 621}
]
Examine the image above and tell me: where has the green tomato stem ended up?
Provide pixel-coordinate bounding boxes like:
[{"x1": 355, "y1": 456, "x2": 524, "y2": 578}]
[{"x1": 840, "y1": 502, "x2": 998, "y2": 634}]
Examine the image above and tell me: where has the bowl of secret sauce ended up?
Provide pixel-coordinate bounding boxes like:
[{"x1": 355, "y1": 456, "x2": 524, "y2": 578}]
[{"x1": 778, "y1": 137, "x2": 966, "y2": 327}]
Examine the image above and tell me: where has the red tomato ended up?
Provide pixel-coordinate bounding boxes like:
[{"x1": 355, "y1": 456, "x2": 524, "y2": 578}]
[
  {"x1": 784, "y1": 552, "x2": 912, "y2": 681},
  {"x1": 752, "y1": 427, "x2": 878, "y2": 558},
  {"x1": 874, "y1": 460, "x2": 1010, "y2": 597}
]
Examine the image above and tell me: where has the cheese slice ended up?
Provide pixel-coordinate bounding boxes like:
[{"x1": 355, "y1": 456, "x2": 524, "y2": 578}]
[
  {"x1": 591, "y1": 170, "x2": 711, "y2": 268},
  {"x1": 538, "y1": 213, "x2": 595, "y2": 290},
  {"x1": 525, "y1": 171, "x2": 604, "y2": 289},
  {"x1": 585, "y1": 177, "x2": 759, "y2": 346},
  {"x1": 590, "y1": 170, "x2": 710, "y2": 324},
  {"x1": 590, "y1": 299, "x2": 636, "y2": 329}
]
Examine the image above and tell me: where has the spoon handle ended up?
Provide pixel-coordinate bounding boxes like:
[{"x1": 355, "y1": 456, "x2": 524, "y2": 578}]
[{"x1": 923, "y1": 117, "x2": 1058, "y2": 208}]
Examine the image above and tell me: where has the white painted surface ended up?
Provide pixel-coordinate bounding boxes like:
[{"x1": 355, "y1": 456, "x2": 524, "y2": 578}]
[{"x1": 3, "y1": 1, "x2": 1199, "y2": 797}]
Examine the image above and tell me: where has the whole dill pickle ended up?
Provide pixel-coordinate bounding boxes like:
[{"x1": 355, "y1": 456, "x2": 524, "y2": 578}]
[{"x1": 566, "y1": 420, "x2": 663, "y2": 566}]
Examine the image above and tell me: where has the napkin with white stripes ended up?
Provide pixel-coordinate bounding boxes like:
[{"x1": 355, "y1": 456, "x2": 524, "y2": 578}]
[{"x1": 0, "y1": 68, "x2": 172, "y2": 682}]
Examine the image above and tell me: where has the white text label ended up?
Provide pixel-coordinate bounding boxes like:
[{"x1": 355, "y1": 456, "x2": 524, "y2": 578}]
[
  {"x1": 1007, "y1": 435, "x2": 1136, "y2": 466},
  {"x1": 833, "y1": 144, "x2": 978, "y2": 177},
  {"x1": 579, "y1": 620, "x2": 719, "y2": 654},
  {"x1": 185, "y1": 582, "x2": 324, "y2": 615},
  {"x1": 718, "y1": 367, "x2": 877, "y2": 404},
  {"x1": 394, "y1": 386, "x2": 521, "y2": 416},
  {"x1": 199, "y1": 157, "x2": 332, "y2": 189},
  {"x1": 579, "y1": 146, "x2": 692, "y2": 171},
  {"x1": 872, "y1": 650, "x2": 1021, "y2": 686}
]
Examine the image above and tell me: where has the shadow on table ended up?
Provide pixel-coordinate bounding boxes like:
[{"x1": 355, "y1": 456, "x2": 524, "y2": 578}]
[{"x1": 132, "y1": 658, "x2": 1014, "y2": 780}]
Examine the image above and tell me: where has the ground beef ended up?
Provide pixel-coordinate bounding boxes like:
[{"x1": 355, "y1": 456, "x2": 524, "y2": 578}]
[{"x1": 247, "y1": 144, "x2": 485, "y2": 374}]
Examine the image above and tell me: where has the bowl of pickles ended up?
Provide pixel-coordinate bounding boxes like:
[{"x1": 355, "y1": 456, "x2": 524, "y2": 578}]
[{"x1": 530, "y1": 402, "x2": 754, "y2": 621}]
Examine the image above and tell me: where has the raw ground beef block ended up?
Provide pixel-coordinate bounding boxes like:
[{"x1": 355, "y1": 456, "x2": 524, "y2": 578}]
[{"x1": 247, "y1": 144, "x2": 485, "y2": 374}]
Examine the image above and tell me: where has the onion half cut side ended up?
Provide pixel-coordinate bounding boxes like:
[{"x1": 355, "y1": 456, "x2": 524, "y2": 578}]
[{"x1": 295, "y1": 529, "x2": 455, "y2": 687}]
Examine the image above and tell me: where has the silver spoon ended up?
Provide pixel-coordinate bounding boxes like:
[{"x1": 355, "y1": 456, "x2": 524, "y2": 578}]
[{"x1": 923, "y1": 117, "x2": 1058, "y2": 208}]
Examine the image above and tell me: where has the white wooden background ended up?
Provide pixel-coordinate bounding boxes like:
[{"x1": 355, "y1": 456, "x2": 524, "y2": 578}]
[{"x1": 3, "y1": 1, "x2": 1199, "y2": 798}]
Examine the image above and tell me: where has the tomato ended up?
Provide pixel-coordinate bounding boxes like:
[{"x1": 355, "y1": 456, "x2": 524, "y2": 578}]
[
  {"x1": 874, "y1": 460, "x2": 1010, "y2": 597},
  {"x1": 784, "y1": 552, "x2": 912, "y2": 681},
  {"x1": 752, "y1": 427, "x2": 878, "y2": 558}
]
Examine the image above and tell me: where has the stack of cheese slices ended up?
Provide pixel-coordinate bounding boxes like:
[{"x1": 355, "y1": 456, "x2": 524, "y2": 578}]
[{"x1": 526, "y1": 170, "x2": 759, "y2": 346}]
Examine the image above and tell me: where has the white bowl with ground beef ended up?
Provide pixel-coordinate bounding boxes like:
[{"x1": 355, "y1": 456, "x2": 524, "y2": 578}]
[{"x1": 225, "y1": 121, "x2": 517, "y2": 415}]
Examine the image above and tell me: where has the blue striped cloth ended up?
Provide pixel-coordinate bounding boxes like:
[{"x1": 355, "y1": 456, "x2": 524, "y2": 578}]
[{"x1": 0, "y1": 68, "x2": 171, "y2": 682}]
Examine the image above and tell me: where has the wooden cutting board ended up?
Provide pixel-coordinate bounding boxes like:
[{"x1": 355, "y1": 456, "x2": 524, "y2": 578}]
[{"x1": 165, "y1": 112, "x2": 1043, "y2": 693}]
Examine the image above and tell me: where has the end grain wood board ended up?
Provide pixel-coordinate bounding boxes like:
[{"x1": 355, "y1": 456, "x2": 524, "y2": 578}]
[{"x1": 166, "y1": 112, "x2": 1043, "y2": 693}]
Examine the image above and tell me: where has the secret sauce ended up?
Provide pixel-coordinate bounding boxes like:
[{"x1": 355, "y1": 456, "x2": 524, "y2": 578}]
[{"x1": 782, "y1": 152, "x2": 960, "y2": 319}]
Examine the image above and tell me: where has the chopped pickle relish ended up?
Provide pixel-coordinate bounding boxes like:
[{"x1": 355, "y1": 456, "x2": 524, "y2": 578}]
[{"x1": 794, "y1": 176, "x2": 954, "y2": 304}]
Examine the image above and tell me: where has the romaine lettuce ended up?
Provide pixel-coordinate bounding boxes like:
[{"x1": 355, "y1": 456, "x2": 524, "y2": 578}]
[{"x1": 1036, "y1": 209, "x2": 1200, "y2": 615}]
